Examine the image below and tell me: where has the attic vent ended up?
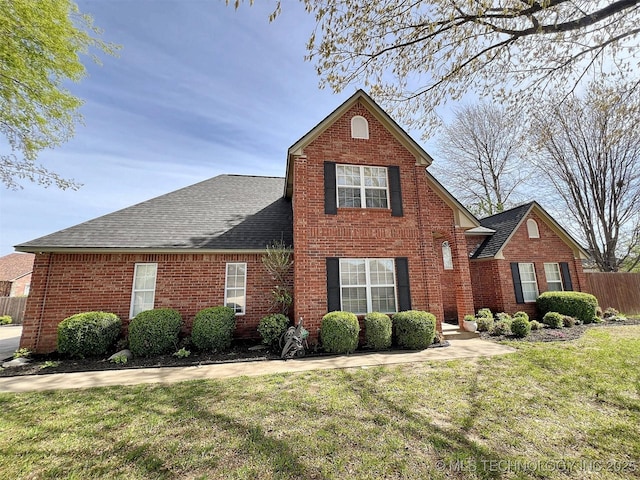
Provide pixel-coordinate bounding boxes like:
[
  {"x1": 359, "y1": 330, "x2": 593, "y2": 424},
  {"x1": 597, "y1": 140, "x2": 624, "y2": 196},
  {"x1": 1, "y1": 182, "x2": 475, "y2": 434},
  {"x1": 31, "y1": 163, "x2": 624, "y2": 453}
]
[
  {"x1": 527, "y1": 219, "x2": 540, "y2": 239},
  {"x1": 351, "y1": 115, "x2": 369, "y2": 139}
]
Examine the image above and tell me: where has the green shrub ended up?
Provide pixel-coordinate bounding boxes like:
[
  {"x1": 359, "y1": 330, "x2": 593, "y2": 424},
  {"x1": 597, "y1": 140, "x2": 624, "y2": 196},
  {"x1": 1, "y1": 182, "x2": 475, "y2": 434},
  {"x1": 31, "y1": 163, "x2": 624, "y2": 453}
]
[
  {"x1": 129, "y1": 308, "x2": 182, "y2": 357},
  {"x1": 320, "y1": 311, "x2": 360, "y2": 354},
  {"x1": 476, "y1": 308, "x2": 494, "y2": 319},
  {"x1": 364, "y1": 312, "x2": 392, "y2": 350},
  {"x1": 490, "y1": 320, "x2": 511, "y2": 336},
  {"x1": 511, "y1": 316, "x2": 531, "y2": 338},
  {"x1": 476, "y1": 315, "x2": 494, "y2": 332},
  {"x1": 542, "y1": 312, "x2": 564, "y2": 329},
  {"x1": 0, "y1": 315, "x2": 12, "y2": 325},
  {"x1": 530, "y1": 320, "x2": 543, "y2": 331},
  {"x1": 562, "y1": 315, "x2": 577, "y2": 328},
  {"x1": 393, "y1": 310, "x2": 436, "y2": 350},
  {"x1": 192, "y1": 306, "x2": 236, "y2": 352},
  {"x1": 57, "y1": 311, "x2": 122, "y2": 358},
  {"x1": 257, "y1": 314, "x2": 290, "y2": 348},
  {"x1": 495, "y1": 312, "x2": 512, "y2": 323},
  {"x1": 513, "y1": 311, "x2": 529, "y2": 322},
  {"x1": 603, "y1": 307, "x2": 619, "y2": 320},
  {"x1": 536, "y1": 291, "x2": 598, "y2": 324}
]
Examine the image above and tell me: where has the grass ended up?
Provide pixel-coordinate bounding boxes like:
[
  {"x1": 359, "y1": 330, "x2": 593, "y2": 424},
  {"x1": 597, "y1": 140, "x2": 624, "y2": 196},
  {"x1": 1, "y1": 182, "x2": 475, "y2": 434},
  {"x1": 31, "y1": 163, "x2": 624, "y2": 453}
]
[{"x1": 1, "y1": 326, "x2": 639, "y2": 479}]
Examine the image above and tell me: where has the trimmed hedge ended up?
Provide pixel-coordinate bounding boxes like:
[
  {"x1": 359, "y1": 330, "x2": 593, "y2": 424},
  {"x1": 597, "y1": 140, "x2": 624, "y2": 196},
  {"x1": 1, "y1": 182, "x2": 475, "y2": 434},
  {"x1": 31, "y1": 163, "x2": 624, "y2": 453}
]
[
  {"x1": 57, "y1": 311, "x2": 122, "y2": 358},
  {"x1": 192, "y1": 306, "x2": 236, "y2": 352},
  {"x1": 536, "y1": 291, "x2": 598, "y2": 324},
  {"x1": 393, "y1": 310, "x2": 436, "y2": 350},
  {"x1": 321, "y1": 311, "x2": 360, "y2": 354},
  {"x1": 258, "y1": 314, "x2": 290, "y2": 349},
  {"x1": 364, "y1": 312, "x2": 392, "y2": 350},
  {"x1": 129, "y1": 308, "x2": 183, "y2": 357}
]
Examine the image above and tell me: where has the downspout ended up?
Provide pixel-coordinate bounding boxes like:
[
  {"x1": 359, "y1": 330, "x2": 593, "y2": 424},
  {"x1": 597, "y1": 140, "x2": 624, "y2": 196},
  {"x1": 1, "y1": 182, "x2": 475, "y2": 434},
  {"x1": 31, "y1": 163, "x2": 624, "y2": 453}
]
[{"x1": 34, "y1": 253, "x2": 54, "y2": 352}]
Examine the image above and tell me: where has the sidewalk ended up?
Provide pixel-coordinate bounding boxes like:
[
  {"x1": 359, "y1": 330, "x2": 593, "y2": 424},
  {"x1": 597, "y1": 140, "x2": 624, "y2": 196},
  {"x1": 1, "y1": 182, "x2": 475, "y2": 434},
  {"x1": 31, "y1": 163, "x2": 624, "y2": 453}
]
[
  {"x1": 0, "y1": 325, "x2": 22, "y2": 361},
  {"x1": 0, "y1": 335, "x2": 515, "y2": 393}
]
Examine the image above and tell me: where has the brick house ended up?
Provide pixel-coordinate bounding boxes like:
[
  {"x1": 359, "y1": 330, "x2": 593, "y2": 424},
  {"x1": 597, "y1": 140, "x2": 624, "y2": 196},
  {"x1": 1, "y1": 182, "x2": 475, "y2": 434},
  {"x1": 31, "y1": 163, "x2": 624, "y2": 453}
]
[
  {"x1": 0, "y1": 253, "x2": 34, "y2": 297},
  {"x1": 15, "y1": 91, "x2": 588, "y2": 353}
]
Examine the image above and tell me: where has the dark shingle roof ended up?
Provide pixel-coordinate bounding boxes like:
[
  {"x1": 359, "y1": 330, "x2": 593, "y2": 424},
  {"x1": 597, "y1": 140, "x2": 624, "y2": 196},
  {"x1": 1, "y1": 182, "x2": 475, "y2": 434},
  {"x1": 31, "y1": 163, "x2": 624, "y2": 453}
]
[
  {"x1": 16, "y1": 175, "x2": 292, "y2": 252},
  {"x1": 471, "y1": 202, "x2": 534, "y2": 259}
]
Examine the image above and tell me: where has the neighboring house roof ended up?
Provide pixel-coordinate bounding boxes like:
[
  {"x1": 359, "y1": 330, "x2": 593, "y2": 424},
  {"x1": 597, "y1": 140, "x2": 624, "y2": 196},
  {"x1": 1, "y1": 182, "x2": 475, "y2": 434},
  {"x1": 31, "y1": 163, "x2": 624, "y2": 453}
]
[
  {"x1": 0, "y1": 253, "x2": 34, "y2": 280},
  {"x1": 15, "y1": 175, "x2": 292, "y2": 253},
  {"x1": 471, "y1": 201, "x2": 589, "y2": 260}
]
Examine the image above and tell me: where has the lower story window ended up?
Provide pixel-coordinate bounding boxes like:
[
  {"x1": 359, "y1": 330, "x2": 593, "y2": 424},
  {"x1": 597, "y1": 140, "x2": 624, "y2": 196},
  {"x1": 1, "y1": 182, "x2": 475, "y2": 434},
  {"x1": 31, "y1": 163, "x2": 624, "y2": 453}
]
[
  {"x1": 225, "y1": 262, "x2": 247, "y2": 315},
  {"x1": 544, "y1": 263, "x2": 564, "y2": 291},
  {"x1": 130, "y1": 263, "x2": 157, "y2": 318},
  {"x1": 518, "y1": 263, "x2": 539, "y2": 302},
  {"x1": 339, "y1": 258, "x2": 397, "y2": 314}
]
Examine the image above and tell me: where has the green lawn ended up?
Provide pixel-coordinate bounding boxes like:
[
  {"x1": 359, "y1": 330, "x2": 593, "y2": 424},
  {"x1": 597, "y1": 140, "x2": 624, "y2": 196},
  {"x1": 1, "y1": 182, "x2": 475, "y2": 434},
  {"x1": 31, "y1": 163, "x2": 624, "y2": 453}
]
[{"x1": 1, "y1": 326, "x2": 639, "y2": 479}]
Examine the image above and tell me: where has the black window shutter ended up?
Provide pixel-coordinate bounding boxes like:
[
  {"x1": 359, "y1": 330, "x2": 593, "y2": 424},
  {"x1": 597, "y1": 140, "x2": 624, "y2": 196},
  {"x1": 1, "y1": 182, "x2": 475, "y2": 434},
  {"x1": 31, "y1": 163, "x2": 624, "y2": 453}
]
[
  {"x1": 324, "y1": 162, "x2": 337, "y2": 215},
  {"x1": 388, "y1": 166, "x2": 403, "y2": 217},
  {"x1": 326, "y1": 258, "x2": 340, "y2": 311},
  {"x1": 511, "y1": 263, "x2": 525, "y2": 304},
  {"x1": 560, "y1": 262, "x2": 573, "y2": 291},
  {"x1": 395, "y1": 257, "x2": 411, "y2": 311}
]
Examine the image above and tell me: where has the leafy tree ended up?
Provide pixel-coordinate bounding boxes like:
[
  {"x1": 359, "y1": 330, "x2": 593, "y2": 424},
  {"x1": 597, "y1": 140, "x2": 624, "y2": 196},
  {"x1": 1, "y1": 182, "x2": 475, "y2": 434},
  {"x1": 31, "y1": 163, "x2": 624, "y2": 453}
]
[
  {"x1": 432, "y1": 103, "x2": 530, "y2": 216},
  {"x1": 532, "y1": 83, "x2": 640, "y2": 272},
  {"x1": 235, "y1": 0, "x2": 640, "y2": 132},
  {"x1": 0, "y1": 0, "x2": 117, "y2": 190}
]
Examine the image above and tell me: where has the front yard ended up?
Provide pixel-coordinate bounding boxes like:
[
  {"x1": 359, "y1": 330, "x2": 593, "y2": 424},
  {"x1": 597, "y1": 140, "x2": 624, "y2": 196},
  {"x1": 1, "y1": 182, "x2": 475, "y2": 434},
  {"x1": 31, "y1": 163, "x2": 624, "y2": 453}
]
[{"x1": 1, "y1": 326, "x2": 639, "y2": 479}]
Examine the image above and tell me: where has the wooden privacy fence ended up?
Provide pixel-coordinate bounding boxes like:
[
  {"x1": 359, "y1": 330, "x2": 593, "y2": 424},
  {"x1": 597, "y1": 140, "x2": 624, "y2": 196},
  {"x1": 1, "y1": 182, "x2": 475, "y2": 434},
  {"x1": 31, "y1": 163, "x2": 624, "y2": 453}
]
[
  {"x1": 0, "y1": 296, "x2": 27, "y2": 324},
  {"x1": 584, "y1": 273, "x2": 640, "y2": 315}
]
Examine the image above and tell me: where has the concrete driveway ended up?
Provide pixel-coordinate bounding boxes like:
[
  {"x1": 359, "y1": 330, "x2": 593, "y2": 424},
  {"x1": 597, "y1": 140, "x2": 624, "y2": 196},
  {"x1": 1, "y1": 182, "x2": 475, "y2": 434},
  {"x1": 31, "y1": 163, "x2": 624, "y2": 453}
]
[{"x1": 0, "y1": 325, "x2": 22, "y2": 361}]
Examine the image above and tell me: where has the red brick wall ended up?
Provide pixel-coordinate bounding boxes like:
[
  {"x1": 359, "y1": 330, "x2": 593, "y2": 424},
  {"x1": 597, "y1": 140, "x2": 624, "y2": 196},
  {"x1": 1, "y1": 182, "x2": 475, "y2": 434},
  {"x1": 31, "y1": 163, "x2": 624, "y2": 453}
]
[
  {"x1": 292, "y1": 100, "x2": 475, "y2": 340},
  {"x1": 469, "y1": 211, "x2": 585, "y2": 319},
  {"x1": 21, "y1": 252, "x2": 288, "y2": 353},
  {"x1": 9, "y1": 274, "x2": 31, "y2": 296}
]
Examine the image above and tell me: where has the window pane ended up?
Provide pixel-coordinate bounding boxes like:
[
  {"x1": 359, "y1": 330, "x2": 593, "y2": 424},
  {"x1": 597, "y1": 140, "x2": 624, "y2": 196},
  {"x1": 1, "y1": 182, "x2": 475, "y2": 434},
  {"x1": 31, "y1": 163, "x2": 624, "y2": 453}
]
[
  {"x1": 338, "y1": 187, "x2": 362, "y2": 207},
  {"x1": 518, "y1": 263, "x2": 536, "y2": 282},
  {"x1": 340, "y1": 259, "x2": 366, "y2": 285},
  {"x1": 522, "y1": 284, "x2": 538, "y2": 302},
  {"x1": 365, "y1": 189, "x2": 388, "y2": 208},
  {"x1": 225, "y1": 263, "x2": 246, "y2": 314},
  {"x1": 363, "y1": 167, "x2": 387, "y2": 187},
  {"x1": 369, "y1": 259, "x2": 394, "y2": 285},
  {"x1": 544, "y1": 263, "x2": 561, "y2": 282},
  {"x1": 371, "y1": 287, "x2": 396, "y2": 312},
  {"x1": 336, "y1": 165, "x2": 361, "y2": 186},
  {"x1": 341, "y1": 287, "x2": 367, "y2": 314}
]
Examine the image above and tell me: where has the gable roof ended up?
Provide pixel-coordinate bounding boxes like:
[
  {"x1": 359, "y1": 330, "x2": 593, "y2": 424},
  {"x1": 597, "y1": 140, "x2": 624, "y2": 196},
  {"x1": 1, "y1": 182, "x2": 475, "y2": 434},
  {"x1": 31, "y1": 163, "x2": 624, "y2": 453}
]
[
  {"x1": 284, "y1": 89, "x2": 434, "y2": 198},
  {"x1": 0, "y1": 253, "x2": 34, "y2": 281},
  {"x1": 471, "y1": 201, "x2": 589, "y2": 260},
  {"x1": 15, "y1": 175, "x2": 292, "y2": 253}
]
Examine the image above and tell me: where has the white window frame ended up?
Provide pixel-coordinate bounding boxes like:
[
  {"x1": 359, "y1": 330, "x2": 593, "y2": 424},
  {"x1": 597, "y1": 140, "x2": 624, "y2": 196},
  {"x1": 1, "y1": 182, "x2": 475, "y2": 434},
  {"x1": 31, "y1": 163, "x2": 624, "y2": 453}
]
[
  {"x1": 336, "y1": 164, "x2": 389, "y2": 209},
  {"x1": 339, "y1": 258, "x2": 397, "y2": 314},
  {"x1": 225, "y1": 262, "x2": 247, "y2": 315},
  {"x1": 527, "y1": 219, "x2": 540, "y2": 238},
  {"x1": 544, "y1": 262, "x2": 564, "y2": 291},
  {"x1": 351, "y1": 115, "x2": 369, "y2": 139},
  {"x1": 518, "y1": 263, "x2": 539, "y2": 302},
  {"x1": 129, "y1": 263, "x2": 158, "y2": 318},
  {"x1": 442, "y1": 241, "x2": 454, "y2": 270}
]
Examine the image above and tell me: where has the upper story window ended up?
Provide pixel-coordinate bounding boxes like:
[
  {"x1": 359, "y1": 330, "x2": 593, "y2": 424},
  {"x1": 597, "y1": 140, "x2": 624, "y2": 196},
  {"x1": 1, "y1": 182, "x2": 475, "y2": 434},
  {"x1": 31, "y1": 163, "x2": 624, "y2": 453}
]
[
  {"x1": 336, "y1": 164, "x2": 389, "y2": 209},
  {"x1": 130, "y1": 263, "x2": 157, "y2": 318},
  {"x1": 527, "y1": 219, "x2": 540, "y2": 238},
  {"x1": 351, "y1": 115, "x2": 369, "y2": 139},
  {"x1": 442, "y1": 241, "x2": 454, "y2": 270}
]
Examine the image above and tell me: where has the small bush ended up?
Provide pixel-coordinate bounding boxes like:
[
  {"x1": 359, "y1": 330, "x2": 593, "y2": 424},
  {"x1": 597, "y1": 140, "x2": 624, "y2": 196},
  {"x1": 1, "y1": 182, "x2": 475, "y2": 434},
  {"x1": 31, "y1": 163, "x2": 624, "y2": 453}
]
[
  {"x1": 192, "y1": 306, "x2": 236, "y2": 352},
  {"x1": 603, "y1": 307, "x2": 619, "y2": 319},
  {"x1": 321, "y1": 311, "x2": 360, "y2": 354},
  {"x1": 0, "y1": 315, "x2": 12, "y2": 325},
  {"x1": 562, "y1": 315, "x2": 576, "y2": 328},
  {"x1": 364, "y1": 312, "x2": 392, "y2": 350},
  {"x1": 173, "y1": 347, "x2": 191, "y2": 358},
  {"x1": 530, "y1": 320, "x2": 543, "y2": 331},
  {"x1": 57, "y1": 311, "x2": 122, "y2": 358},
  {"x1": 511, "y1": 316, "x2": 531, "y2": 338},
  {"x1": 542, "y1": 312, "x2": 564, "y2": 329},
  {"x1": 393, "y1": 310, "x2": 436, "y2": 350},
  {"x1": 129, "y1": 308, "x2": 182, "y2": 357},
  {"x1": 495, "y1": 312, "x2": 512, "y2": 323},
  {"x1": 513, "y1": 311, "x2": 529, "y2": 322},
  {"x1": 476, "y1": 308, "x2": 494, "y2": 319},
  {"x1": 536, "y1": 291, "x2": 598, "y2": 324},
  {"x1": 476, "y1": 315, "x2": 494, "y2": 332},
  {"x1": 490, "y1": 320, "x2": 512, "y2": 336},
  {"x1": 257, "y1": 314, "x2": 290, "y2": 349},
  {"x1": 13, "y1": 348, "x2": 31, "y2": 359}
]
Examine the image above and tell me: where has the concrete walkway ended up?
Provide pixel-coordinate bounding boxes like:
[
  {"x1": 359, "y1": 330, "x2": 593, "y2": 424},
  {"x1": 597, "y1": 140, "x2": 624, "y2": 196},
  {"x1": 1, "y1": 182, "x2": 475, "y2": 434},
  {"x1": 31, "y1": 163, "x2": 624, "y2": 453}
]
[
  {"x1": 0, "y1": 325, "x2": 22, "y2": 361},
  {"x1": 0, "y1": 335, "x2": 515, "y2": 393}
]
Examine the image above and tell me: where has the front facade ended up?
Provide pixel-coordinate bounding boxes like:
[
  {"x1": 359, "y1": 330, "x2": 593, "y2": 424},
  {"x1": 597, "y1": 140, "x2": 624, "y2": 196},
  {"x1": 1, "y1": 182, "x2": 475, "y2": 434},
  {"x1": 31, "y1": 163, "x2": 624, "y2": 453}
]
[{"x1": 16, "y1": 91, "x2": 588, "y2": 353}]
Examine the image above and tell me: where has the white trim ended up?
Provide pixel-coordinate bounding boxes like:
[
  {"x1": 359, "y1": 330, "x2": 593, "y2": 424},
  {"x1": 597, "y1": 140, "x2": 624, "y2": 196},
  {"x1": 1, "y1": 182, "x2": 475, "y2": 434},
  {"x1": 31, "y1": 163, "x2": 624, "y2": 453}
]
[
  {"x1": 336, "y1": 164, "x2": 390, "y2": 209},
  {"x1": 129, "y1": 263, "x2": 158, "y2": 318},
  {"x1": 225, "y1": 262, "x2": 247, "y2": 315},
  {"x1": 544, "y1": 262, "x2": 564, "y2": 291},
  {"x1": 339, "y1": 258, "x2": 397, "y2": 314},
  {"x1": 351, "y1": 115, "x2": 369, "y2": 139},
  {"x1": 527, "y1": 219, "x2": 540, "y2": 239}
]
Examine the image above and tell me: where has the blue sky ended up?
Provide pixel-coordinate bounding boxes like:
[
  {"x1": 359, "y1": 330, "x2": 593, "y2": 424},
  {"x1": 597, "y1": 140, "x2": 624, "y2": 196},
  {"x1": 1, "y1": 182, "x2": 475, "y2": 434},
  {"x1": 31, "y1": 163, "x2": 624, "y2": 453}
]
[{"x1": 3, "y1": 0, "x2": 444, "y2": 255}]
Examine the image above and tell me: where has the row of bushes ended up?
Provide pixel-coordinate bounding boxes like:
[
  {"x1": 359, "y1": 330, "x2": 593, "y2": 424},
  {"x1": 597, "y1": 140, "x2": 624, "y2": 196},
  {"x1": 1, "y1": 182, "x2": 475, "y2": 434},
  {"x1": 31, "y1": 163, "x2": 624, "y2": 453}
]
[{"x1": 57, "y1": 306, "x2": 237, "y2": 358}]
